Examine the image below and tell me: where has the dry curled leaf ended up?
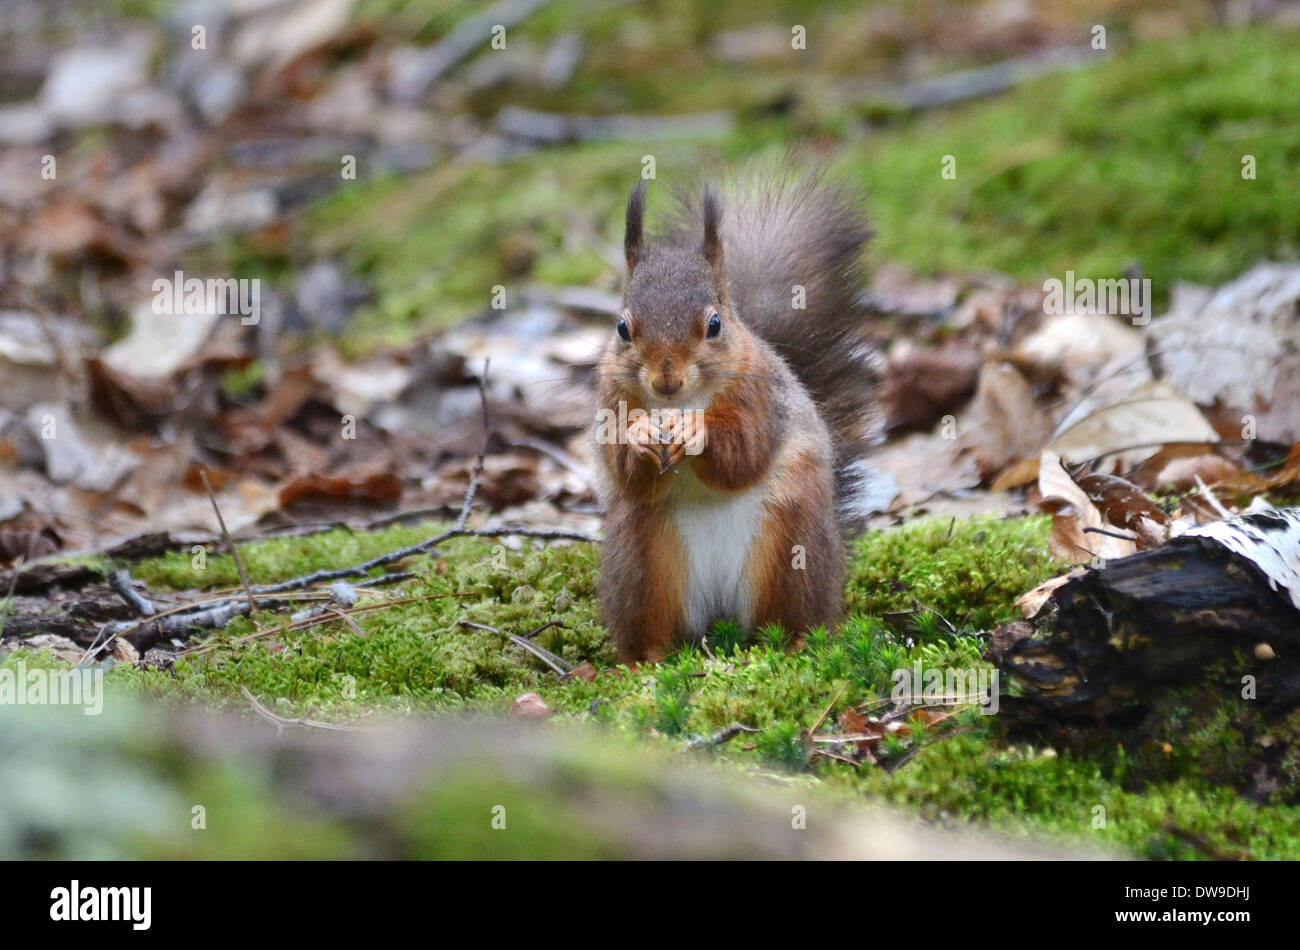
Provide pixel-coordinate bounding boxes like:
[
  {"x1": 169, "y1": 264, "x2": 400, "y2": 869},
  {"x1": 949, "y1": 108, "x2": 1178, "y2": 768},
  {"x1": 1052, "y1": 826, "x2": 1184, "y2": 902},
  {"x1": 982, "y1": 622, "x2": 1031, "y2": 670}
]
[
  {"x1": 989, "y1": 455, "x2": 1040, "y2": 493},
  {"x1": 1049, "y1": 380, "x2": 1219, "y2": 471},
  {"x1": 1075, "y1": 471, "x2": 1168, "y2": 548},
  {"x1": 1038, "y1": 451, "x2": 1138, "y2": 563},
  {"x1": 1015, "y1": 571, "x2": 1079, "y2": 618}
]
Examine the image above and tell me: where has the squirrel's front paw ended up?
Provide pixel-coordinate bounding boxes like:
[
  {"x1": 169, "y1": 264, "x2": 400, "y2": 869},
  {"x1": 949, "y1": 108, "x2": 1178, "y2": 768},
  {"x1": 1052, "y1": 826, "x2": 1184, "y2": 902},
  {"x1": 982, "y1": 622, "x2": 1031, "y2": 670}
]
[
  {"x1": 657, "y1": 410, "x2": 707, "y2": 471},
  {"x1": 626, "y1": 413, "x2": 665, "y2": 469}
]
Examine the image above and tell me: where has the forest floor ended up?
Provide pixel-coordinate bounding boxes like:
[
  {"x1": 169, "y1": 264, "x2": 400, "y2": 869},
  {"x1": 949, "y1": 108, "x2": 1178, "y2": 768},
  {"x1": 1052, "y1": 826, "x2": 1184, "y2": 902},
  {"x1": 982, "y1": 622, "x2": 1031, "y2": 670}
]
[{"x1": 4, "y1": 0, "x2": 1300, "y2": 858}]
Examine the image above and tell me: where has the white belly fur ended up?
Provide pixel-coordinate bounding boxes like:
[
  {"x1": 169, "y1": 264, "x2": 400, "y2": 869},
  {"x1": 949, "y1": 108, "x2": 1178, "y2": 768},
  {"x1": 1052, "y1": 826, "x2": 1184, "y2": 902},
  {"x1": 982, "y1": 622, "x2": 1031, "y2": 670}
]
[{"x1": 668, "y1": 471, "x2": 768, "y2": 637}]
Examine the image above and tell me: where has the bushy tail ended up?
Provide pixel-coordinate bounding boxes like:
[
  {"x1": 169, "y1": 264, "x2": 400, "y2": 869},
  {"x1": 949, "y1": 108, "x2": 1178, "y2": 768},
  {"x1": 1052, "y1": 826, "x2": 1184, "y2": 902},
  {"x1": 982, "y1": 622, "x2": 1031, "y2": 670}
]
[{"x1": 658, "y1": 160, "x2": 885, "y2": 533}]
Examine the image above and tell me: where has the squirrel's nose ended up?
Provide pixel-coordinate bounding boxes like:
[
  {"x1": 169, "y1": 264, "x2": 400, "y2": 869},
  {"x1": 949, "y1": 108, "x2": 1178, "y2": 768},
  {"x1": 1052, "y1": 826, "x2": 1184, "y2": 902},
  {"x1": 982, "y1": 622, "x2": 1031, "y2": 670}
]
[{"x1": 652, "y1": 376, "x2": 682, "y2": 395}]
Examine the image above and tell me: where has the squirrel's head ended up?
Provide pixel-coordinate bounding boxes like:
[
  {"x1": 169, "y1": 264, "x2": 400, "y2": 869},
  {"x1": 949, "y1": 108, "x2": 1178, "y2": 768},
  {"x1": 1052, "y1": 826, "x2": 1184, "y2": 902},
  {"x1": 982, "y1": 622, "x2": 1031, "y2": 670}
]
[{"x1": 612, "y1": 180, "x2": 742, "y2": 405}]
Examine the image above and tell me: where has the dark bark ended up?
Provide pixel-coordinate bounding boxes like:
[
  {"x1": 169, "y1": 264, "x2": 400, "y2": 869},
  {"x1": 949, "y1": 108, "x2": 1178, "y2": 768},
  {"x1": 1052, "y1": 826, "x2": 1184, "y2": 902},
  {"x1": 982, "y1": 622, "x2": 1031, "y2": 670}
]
[{"x1": 1000, "y1": 535, "x2": 1300, "y2": 724}]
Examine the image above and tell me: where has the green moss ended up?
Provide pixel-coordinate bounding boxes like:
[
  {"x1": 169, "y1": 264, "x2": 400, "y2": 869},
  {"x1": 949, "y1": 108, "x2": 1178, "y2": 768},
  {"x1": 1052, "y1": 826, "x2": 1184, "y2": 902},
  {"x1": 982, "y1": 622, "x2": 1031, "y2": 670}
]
[
  {"x1": 0, "y1": 700, "x2": 360, "y2": 859},
  {"x1": 397, "y1": 771, "x2": 620, "y2": 859},
  {"x1": 106, "y1": 514, "x2": 1049, "y2": 730},
  {"x1": 357, "y1": 0, "x2": 968, "y2": 108},
  {"x1": 847, "y1": 515, "x2": 1059, "y2": 630},
  {"x1": 132, "y1": 522, "x2": 453, "y2": 590},
  {"x1": 857, "y1": 734, "x2": 1300, "y2": 860},
  {"x1": 13, "y1": 509, "x2": 1284, "y2": 858},
  {"x1": 105, "y1": 0, "x2": 176, "y2": 17},
  {"x1": 839, "y1": 26, "x2": 1300, "y2": 305},
  {"x1": 124, "y1": 527, "x2": 611, "y2": 716}
]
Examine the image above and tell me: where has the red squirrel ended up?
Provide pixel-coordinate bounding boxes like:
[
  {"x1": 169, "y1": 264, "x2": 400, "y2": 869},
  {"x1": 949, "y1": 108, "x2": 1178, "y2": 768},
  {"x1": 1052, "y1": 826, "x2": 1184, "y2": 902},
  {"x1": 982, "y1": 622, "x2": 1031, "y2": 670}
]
[{"x1": 593, "y1": 163, "x2": 883, "y2": 664}]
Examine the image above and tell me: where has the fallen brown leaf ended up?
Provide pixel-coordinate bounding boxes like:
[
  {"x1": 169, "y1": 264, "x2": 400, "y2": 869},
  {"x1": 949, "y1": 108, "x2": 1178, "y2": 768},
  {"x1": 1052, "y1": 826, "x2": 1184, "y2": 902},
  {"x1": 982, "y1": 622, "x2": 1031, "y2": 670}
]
[
  {"x1": 1075, "y1": 471, "x2": 1168, "y2": 548},
  {"x1": 1014, "y1": 571, "x2": 1080, "y2": 619},
  {"x1": 989, "y1": 455, "x2": 1040, "y2": 493},
  {"x1": 882, "y1": 344, "x2": 981, "y2": 433},
  {"x1": 958, "y1": 362, "x2": 1052, "y2": 482},
  {"x1": 277, "y1": 472, "x2": 402, "y2": 510},
  {"x1": 510, "y1": 692, "x2": 552, "y2": 719},
  {"x1": 1151, "y1": 454, "x2": 1249, "y2": 492},
  {"x1": 565, "y1": 663, "x2": 598, "y2": 682},
  {"x1": 837, "y1": 707, "x2": 868, "y2": 734},
  {"x1": 1038, "y1": 451, "x2": 1138, "y2": 563}
]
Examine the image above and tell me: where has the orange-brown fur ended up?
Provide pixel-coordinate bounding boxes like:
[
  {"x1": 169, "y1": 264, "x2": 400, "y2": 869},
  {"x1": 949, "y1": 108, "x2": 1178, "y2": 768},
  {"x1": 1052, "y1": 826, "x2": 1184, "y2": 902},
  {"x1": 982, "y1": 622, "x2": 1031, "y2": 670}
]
[{"x1": 747, "y1": 447, "x2": 844, "y2": 634}]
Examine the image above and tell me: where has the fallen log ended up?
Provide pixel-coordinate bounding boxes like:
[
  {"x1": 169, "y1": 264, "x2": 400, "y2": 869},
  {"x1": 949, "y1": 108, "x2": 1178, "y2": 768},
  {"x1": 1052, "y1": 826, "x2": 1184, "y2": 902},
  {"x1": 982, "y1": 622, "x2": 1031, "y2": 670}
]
[
  {"x1": 995, "y1": 508, "x2": 1300, "y2": 799},
  {"x1": 1001, "y1": 508, "x2": 1300, "y2": 718}
]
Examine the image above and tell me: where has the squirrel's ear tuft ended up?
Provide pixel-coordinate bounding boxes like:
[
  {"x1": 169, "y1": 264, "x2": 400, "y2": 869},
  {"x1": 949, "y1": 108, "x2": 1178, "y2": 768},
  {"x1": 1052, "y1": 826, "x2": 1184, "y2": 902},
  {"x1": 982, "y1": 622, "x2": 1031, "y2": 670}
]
[
  {"x1": 700, "y1": 186, "x2": 722, "y2": 265},
  {"x1": 700, "y1": 186, "x2": 727, "y2": 300},
  {"x1": 624, "y1": 180, "x2": 646, "y2": 274}
]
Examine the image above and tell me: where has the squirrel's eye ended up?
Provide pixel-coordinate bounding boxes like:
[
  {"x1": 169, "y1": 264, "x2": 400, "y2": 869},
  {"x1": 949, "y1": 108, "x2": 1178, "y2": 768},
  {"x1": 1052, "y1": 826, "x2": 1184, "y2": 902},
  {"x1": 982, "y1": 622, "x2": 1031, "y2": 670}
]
[
  {"x1": 617, "y1": 318, "x2": 631, "y2": 342},
  {"x1": 706, "y1": 313, "x2": 721, "y2": 338}
]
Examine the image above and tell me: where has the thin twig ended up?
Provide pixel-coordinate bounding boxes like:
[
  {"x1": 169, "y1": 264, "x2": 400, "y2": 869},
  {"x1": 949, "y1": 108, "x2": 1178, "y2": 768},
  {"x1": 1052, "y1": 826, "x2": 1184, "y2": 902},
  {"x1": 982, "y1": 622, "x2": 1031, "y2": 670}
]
[
  {"x1": 87, "y1": 569, "x2": 158, "y2": 661},
  {"x1": 808, "y1": 681, "x2": 848, "y2": 736},
  {"x1": 200, "y1": 469, "x2": 257, "y2": 615},
  {"x1": 510, "y1": 437, "x2": 598, "y2": 492},
  {"x1": 812, "y1": 748, "x2": 863, "y2": 767},
  {"x1": 1083, "y1": 526, "x2": 1138, "y2": 542},
  {"x1": 391, "y1": 0, "x2": 553, "y2": 101},
  {"x1": 240, "y1": 686, "x2": 370, "y2": 734},
  {"x1": 457, "y1": 619, "x2": 574, "y2": 675},
  {"x1": 455, "y1": 359, "x2": 491, "y2": 533},
  {"x1": 686, "y1": 724, "x2": 760, "y2": 750},
  {"x1": 324, "y1": 604, "x2": 366, "y2": 638},
  {"x1": 1194, "y1": 473, "x2": 1234, "y2": 520},
  {"x1": 83, "y1": 581, "x2": 393, "y2": 663},
  {"x1": 106, "y1": 600, "x2": 252, "y2": 655},
  {"x1": 83, "y1": 586, "x2": 360, "y2": 663},
  {"x1": 852, "y1": 696, "x2": 902, "y2": 716},
  {"x1": 521, "y1": 619, "x2": 566, "y2": 640},
  {"x1": 886, "y1": 726, "x2": 977, "y2": 771},
  {"x1": 87, "y1": 523, "x2": 597, "y2": 660},
  {"x1": 355, "y1": 508, "x2": 452, "y2": 532},
  {"x1": 496, "y1": 106, "x2": 733, "y2": 145},
  {"x1": 241, "y1": 525, "x2": 598, "y2": 598},
  {"x1": 854, "y1": 46, "x2": 1098, "y2": 112}
]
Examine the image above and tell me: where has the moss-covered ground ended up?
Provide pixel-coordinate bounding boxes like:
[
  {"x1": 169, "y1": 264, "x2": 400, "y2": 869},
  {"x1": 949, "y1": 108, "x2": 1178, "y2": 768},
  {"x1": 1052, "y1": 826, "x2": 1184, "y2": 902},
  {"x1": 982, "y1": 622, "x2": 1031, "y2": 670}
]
[{"x1": 10, "y1": 513, "x2": 1300, "y2": 858}]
